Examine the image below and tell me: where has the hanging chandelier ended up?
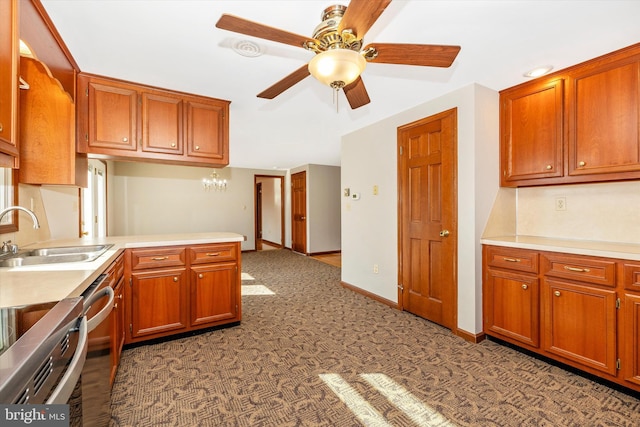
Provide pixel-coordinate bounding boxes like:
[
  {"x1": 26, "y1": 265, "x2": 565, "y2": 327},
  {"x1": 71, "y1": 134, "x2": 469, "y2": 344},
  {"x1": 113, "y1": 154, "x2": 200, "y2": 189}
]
[{"x1": 202, "y1": 170, "x2": 227, "y2": 191}]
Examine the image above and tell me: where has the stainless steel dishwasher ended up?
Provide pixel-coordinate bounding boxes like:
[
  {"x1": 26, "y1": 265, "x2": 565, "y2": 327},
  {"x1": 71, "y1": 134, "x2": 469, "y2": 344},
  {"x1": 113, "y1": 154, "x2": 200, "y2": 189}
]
[{"x1": 0, "y1": 274, "x2": 114, "y2": 426}]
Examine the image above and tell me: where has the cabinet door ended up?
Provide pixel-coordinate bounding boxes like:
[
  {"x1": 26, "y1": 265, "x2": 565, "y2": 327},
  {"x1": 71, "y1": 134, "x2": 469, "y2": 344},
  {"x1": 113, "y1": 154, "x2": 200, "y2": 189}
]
[
  {"x1": 85, "y1": 77, "x2": 138, "y2": 151},
  {"x1": 568, "y1": 59, "x2": 640, "y2": 176},
  {"x1": 141, "y1": 92, "x2": 183, "y2": 155},
  {"x1": 542, "y1": 278, "x2": 617, "y2": 375},
  {"x1": 623, "y1": 293, "x2": 640, "y2": 386},
  {"x1": 190, "y1": 263, "x2": 238, "y2": 327},
  {"x1": 0, "y1": 0, "x2": 18, "y2": 158},
  {"x1": 185, "y1": 99, "x2": 229, "y2": 163},
  {"x1": 500, "y1": 78, "x2": 564, "y2": 185},
  {"x1": 110, "y1": 278, "x2": 124, "y2": 387},
  {"x1": 130, "y1": 268, "x2": 188, "y2": 338},
  {"x1": 484, "y1": 269, "x2": 539, "y2": 347}
]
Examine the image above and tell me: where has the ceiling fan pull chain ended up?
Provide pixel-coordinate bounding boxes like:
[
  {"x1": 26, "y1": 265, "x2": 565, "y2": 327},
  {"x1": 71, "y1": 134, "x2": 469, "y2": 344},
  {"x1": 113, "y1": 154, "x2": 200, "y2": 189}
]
[{"x1": 333, "y1": 87, "x2": 339, "y2": 113}]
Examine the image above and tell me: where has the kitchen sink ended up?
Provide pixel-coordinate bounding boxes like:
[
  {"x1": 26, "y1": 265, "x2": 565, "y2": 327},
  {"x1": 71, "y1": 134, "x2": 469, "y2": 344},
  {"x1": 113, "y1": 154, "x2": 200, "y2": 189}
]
[{"x1": 0, "y1": 244, "x2": 113, "y2": 268}]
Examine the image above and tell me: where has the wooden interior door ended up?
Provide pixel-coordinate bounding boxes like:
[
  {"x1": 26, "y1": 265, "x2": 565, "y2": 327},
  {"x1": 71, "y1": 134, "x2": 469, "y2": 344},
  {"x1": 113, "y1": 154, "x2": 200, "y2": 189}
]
[
  {"x1": 256, "y1": 182, "x2": 263, "y2": 249},
  {"x1": 291, "y1": 171, "x2": 307, "y2": 254},
  {"x1": 398, "y1": 108, "x2": 457, "y2": 330}
]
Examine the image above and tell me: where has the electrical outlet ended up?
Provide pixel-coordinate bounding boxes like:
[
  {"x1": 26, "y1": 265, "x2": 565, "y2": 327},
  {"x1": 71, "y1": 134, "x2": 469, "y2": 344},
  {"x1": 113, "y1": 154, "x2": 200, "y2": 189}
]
[
  {"x1": 373, "y1": 264, "x2": 379, "y2": 274},
  {"x1": 373, "y1": 185, "x2": 379, "y2": 195},
  {"x1": 555, "y1": 197, "x2": 566, "y2": 211}
]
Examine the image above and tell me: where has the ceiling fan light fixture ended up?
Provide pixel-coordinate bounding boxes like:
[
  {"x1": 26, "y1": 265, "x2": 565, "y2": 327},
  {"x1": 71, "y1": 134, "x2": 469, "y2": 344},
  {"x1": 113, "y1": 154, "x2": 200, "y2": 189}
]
[{"x1": 308, "y1": 48, "x2": 366, "y2": 88}]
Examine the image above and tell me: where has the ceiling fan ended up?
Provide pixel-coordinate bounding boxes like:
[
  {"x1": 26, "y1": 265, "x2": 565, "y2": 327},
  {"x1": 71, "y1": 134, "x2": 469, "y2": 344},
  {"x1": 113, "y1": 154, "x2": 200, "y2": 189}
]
[{"x1": 215, "y1": 0, "x2": 461, "y2": 109}]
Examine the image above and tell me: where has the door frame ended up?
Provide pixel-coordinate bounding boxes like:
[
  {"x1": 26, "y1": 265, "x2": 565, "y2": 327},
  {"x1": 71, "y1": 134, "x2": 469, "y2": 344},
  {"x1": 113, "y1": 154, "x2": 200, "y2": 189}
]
[
  {"x1": 291, "y1": 170, "x2": 307, "y2": 255},
  {"x1": 396, "y1": 108, "x2": 458, "y2": 331},
  {"x1": 254, "y1": 174, "x2": 285, "y2": 250}
]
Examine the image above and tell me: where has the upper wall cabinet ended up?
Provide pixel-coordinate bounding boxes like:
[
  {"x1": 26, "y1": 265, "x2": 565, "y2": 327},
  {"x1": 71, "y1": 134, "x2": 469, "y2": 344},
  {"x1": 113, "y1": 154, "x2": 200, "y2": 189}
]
[
  {"x1": 0, "y1": 0, "x2": 19, "y2": 164},
  {"x1": 500, "y1": 43, "x2": 640, "y2": 187},
  {"x1": 19, "y1": 56, "x2": 87, "y2": 186},
  {"x1": 77, "y1": 73, "x2": 231, "y2": 167}
]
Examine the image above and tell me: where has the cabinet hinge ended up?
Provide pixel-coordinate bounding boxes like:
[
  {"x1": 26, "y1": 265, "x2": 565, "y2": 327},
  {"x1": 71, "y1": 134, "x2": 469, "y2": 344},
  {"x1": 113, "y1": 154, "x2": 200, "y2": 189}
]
[
  {"x1": 616, "y1": 298, "x2": 621, "y2": 309},
  {"x1": 235, "y1": 265, "x2": 238, "y2": 272},
  {"x1": 85, "y1": 88, "x2": 88, "y2": 96},
  {"x1": 616, "y1": 358, "x2": 621, "y2": 370},
  {"x1": 129, "y1": 277, "x2": 132, "y2": 286},
  {"x1": 85, "y1": 133, "x2": 88, "y2": 142},
  {"x1": 236, "y1": 304, "x2": 238, "y2": 313},
  {"x1": 398, "y1": 283, "x2": 404, "y2": 291},
  {"x1": 129, "y1": 324, "x2": 132, "y2": 333},
  {"x1": 399, "y1": 146, "x2": 403, "y2": 155}
]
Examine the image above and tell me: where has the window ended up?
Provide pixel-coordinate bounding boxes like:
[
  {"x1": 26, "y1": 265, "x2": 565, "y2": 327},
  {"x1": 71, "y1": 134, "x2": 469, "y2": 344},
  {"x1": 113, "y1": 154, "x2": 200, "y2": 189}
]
[{"x1": 0, "y1": 167, "x2": 18, "y2": 233}]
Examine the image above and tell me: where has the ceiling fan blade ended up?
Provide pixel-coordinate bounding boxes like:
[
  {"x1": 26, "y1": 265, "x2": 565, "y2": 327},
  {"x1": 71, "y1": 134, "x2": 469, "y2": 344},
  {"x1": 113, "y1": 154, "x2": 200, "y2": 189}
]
[
  {"x1": 365, "y1": 43, "x2": 461, "y2": 67},
  {"x1": 257, "y1": 65, "x2": 311, "y2": 99},
  {"x1": 338, "y1": 0, "x2": 392, "y2": 39},
  {"x1": 343, "y1": 77, "x2": 370, "y2": 109},
  {"x1": 216, "y1": 14, "x2": 315, "y2": 49}
]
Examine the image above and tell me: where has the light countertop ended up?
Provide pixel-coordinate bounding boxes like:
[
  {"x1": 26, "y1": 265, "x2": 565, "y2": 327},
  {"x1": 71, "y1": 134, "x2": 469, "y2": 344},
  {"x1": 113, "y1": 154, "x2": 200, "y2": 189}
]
[
  {"x1": 0, "y1": 232, "x2": 245, "y2": 308},
  {"x1": 481, "y1": 235, "x2": 640, "y2": 261}
]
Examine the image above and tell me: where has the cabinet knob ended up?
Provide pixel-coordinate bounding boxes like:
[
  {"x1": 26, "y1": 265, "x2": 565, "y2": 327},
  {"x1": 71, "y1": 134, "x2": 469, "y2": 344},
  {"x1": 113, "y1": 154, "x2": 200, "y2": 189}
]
[
  {"x1": 545, "y1": 165, "x2": 552, "y2": 170},
  {"x1": 123, "y1": 137, "x2": 128, "y2": 142},
  {"x1": 198, "y1": 273, "x2": 204, "y2": 279},
  {"x1": 195, "y1": 145, "x2": 200, "y2": 150},
  {"x1": 114, "y1": 303, "x2": 118, "y2": 309},
  {"x1": 171, "y1": 142, "x2": 176, "y2": 148},
  {"x1": 173, "y1": 277, "x2": 178, "y2": 282},
  {"x1": 578, "y1": 161, "x2": 586, "y2": 167},
  {"x1": 554, "y1": 290, "x2": 561, "y2": 297},
  {"x1": 0, "y1": 123, "x2": 3, "y2": 132},
  {"x1": 522, "y1": 284, "x2": 528, "y2": 290}
]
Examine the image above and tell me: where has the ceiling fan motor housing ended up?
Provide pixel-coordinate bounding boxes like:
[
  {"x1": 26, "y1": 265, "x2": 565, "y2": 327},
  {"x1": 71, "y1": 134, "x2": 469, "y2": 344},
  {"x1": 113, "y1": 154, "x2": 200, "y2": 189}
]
[{"x1": 308, "y1": 4, "x2": 362, "y2": 52}]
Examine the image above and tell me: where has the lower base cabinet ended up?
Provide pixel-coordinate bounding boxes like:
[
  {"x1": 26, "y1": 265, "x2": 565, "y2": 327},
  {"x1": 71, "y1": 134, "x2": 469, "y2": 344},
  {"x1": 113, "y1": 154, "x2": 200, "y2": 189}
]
[
  {"x1": 130, "y1": 268, "x2": 189, "y2": 339},
  {"x1": 124, "y1": 242, "x2": 241, "y2": 345},
  {"x1": 541, "y1": 278, "x2": 617, "y2": 375},
  {"x1": 623, "y1": 293, "x2": 640, "y2": 386},
  {"x1": 483, "y1": 245, "x2": 640, "y2": 393}
]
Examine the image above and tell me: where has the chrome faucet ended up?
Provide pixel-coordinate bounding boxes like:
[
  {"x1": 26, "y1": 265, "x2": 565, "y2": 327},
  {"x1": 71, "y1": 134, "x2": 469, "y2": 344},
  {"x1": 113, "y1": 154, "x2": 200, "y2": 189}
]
[
  {"x1": 0, "y1": 206, "x2": 41, "y2": 229},
  {"x1": 0, "y1": 206, "x2": 40, "y2": 256}
]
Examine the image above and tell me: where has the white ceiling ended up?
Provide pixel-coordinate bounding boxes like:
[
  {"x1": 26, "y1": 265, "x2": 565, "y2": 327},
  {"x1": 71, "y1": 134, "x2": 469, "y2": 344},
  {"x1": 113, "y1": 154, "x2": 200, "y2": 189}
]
[{"x1": 40, "y1": 0, "x2": 640, "y2": 170}]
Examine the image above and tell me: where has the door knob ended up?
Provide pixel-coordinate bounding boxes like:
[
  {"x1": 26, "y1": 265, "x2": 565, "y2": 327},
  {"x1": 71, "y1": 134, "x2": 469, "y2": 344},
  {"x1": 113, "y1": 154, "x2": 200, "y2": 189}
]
[{"x1": 439, "y1": 230, "x2": 450, "y2": 237}]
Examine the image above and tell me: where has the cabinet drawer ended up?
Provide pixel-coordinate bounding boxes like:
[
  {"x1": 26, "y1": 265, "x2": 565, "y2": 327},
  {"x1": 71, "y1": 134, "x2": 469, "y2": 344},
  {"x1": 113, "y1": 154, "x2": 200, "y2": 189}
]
[
  {"x1": 189, "y1": 243, "x2": 237, "y2": 265},
  {"x1": 485, "y1": 246, "x2": 538, "y2": 273},
  {"x1": 541, "y1": 253, "x2": 615, "y2": 287},
  {"x1": 130, "y1": 247, "x2": 186, "y2": 270},
  {"x1": 624, "y1": 263, "x2": 640, "y2": 292}
]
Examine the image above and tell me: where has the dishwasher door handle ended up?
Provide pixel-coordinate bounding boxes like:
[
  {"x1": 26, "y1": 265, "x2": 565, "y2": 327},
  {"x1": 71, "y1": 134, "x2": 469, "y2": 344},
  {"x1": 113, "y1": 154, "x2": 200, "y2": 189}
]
[
  {"x1": 46, "y1": 316, "x2": 88, "y2": 405},
  {"x1": 85, "y1": 286, "x2": 114, "y2": 333}
]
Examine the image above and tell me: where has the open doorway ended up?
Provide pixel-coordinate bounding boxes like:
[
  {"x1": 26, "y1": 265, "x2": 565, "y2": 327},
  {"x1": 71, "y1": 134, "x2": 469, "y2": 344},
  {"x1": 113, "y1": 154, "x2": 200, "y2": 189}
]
[
  {"x1": 81, "y1": 159, "x2": 107, "y2": 238},
  {"x1": 254, "y1": 175, "x2": 284, "y2": 251}
]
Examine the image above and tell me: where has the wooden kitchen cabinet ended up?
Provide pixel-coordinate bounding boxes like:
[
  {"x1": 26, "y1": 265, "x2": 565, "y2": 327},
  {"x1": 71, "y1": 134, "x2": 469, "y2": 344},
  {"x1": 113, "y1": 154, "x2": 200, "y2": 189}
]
[
  {"x1": 124, "y1": 242, "x2": 241, "y2": 345},
  {"x1": 142, "y1": 92, "x2": 183, "y2": 155},
  {"x1": 500, "y1": 42, "x2": 640, "y2": 187},
  {"x1": 107, "y1": 253, "x2": 125, "y2": 387},
  {"x1": 622, "y1": 263, "x2": 640, "y2": 386},
  {"x1": 19, "y1": 56, "x2": 87, "y2": 186},
  {"x1": 0, "y1": 0, "x2": 19, "y2": 162},
  {"x1": 483, "y1": 245, "x2": 640, "y2": 393},
  {"x1": 80, "y1": 75, "x2": 138, "y2": 153},
  {"x1": 483, "y1": 246, "x2": 540, "y2": 348},
  {"x1": 500, "y1": 78, "x2": 564, "y2": 185},
  {"x1": 130, "y1": 268, "x2": 189, "y2": 339},
  {"x1": 77, "y1": 73, "x2": 230, "y2": 167},
  {"x1": 128, "y1": 246, "x2": 189, "y2": 341},
  {"x1": 567, "y1": 57, "x2": 640, "y2": 177},
  {"x1": 541, "y1": 278, "x2": 617, "y2": 376},
  {"x1": 190, "y1": 263, "x2": 238, "y2": 327}
]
